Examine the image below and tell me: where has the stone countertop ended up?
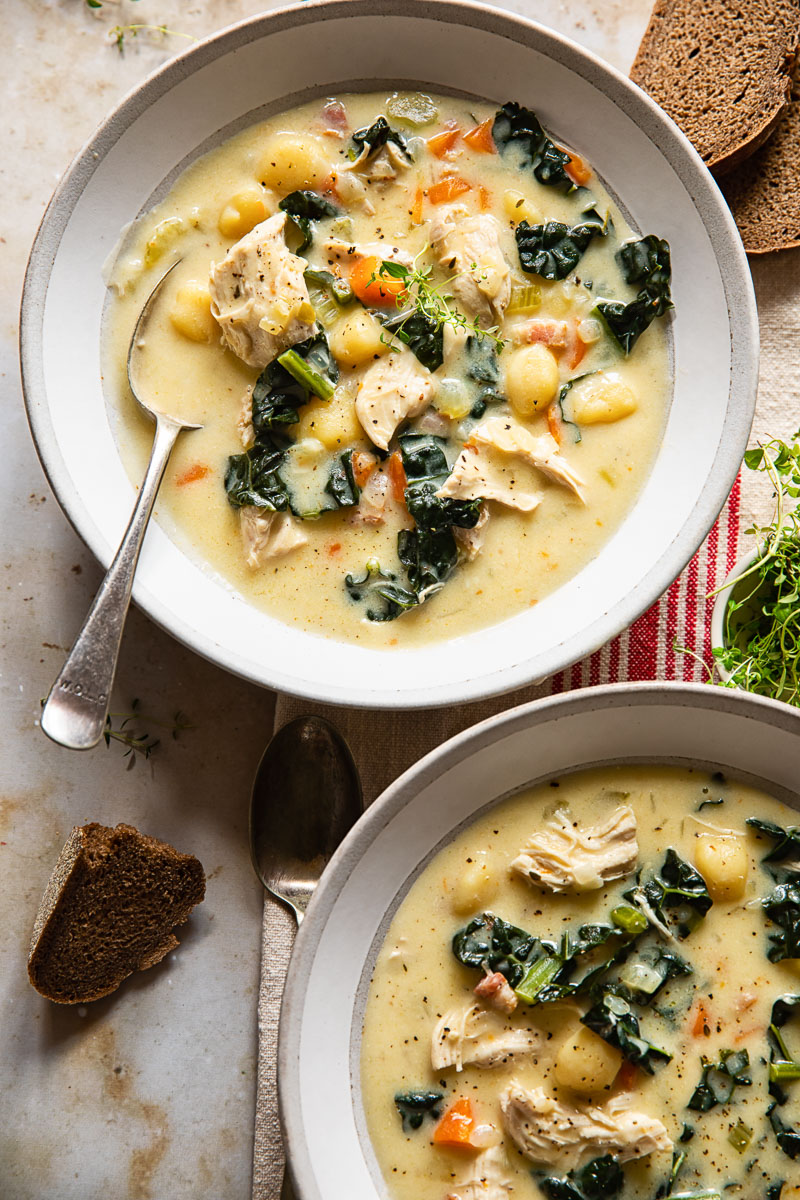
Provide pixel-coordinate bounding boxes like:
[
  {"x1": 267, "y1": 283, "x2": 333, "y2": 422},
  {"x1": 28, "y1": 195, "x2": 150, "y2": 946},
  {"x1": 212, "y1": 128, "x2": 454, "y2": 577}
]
[{"x1": 0, "y1": 1, "x2": 709, "y2": 1197}]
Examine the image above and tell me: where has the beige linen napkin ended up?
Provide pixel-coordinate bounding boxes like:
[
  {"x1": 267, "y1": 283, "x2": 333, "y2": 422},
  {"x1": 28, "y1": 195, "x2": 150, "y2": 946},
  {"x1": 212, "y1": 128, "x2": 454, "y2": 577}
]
[{"x1": 252, "y1": 247, "x2": 800, "y2": 1199}]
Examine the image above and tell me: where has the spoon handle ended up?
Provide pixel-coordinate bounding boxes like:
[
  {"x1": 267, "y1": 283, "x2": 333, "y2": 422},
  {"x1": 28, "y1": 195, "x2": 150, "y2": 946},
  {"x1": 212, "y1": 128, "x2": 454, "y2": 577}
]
[{"x1": 41, "y1": 416, "x2": 182, "y2": 751}]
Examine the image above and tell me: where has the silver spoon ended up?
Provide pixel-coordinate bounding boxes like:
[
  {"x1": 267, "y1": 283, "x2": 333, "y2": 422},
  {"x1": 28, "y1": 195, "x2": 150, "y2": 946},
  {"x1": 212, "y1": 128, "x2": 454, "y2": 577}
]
[
  {"x1": 249, "y1": 716, "x2": 362, "y2": 1200},
  {"x1": 249, "y1": 715, "x2": 363, "y2": 922},
  {"x1": 41, "y1": 261, "x2": 201, "y2": 751}
]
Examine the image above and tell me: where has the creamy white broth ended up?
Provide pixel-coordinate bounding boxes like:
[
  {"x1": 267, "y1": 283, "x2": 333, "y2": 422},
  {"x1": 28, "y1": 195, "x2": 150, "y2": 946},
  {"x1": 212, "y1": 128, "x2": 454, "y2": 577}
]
[
  {"x1": 104, "y1": 92, "x2": 670, "y2": 648},
  {"x1": 360, "y1": 767, "x2": 800, "y2": 1199}
]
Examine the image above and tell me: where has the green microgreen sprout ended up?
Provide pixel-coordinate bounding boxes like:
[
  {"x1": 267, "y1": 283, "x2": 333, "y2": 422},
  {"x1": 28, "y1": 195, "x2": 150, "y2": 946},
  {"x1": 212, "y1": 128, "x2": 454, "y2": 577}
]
[
  {"x1": 108, "y1": 23, "x2": 198, "y2": 54},
  {"x1": 712, "y1": 431, "x2": 800, "y2": 705}
]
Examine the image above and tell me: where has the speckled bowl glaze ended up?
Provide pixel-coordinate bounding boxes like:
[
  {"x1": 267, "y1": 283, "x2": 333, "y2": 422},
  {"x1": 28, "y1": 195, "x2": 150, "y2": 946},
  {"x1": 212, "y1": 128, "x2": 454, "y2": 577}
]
[
  {"x1": 20, "y1": 0, "x2": 758, "y2": 708},
  {"x1": 279, "y1": 682, "x2": 800, "y2": 1200}
]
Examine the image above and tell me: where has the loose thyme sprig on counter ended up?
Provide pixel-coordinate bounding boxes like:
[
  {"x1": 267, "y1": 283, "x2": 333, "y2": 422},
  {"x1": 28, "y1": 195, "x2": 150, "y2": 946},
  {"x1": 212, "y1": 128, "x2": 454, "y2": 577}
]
[{"x1": 714, "y1": 431, "x2": 800, "y2": 705}]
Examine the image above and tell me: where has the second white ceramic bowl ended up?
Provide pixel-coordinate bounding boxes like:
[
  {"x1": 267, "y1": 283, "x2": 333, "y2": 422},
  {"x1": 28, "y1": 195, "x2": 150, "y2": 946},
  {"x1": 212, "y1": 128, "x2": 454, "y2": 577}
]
[
  {"x1": 278, "y1": 682, "x2": 800, "y2": 1200},
  {"x1": 21, "y1": 0, "x2": 758, "y2": 707}
]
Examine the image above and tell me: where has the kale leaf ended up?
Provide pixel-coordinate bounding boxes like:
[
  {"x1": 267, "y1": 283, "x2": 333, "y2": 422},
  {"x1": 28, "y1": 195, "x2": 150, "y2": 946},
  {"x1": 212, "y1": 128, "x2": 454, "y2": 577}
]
[
  {"x1": 762, "y1": 881, "x2": 800, "y2": 962},
  {"x1": 451, "y1": 912, "x2": 545, "y2": 988},
  {"x1": 627, "y1": 848, "x2": 713, "y2": 939},
  {"x1": 766, "y1": 1184, "x2": 785, "y2": 1200},
  {"x1": 381, "y1": 308, "x2": 444, "y2": 371},
  {"x1": 747, "y1": 818, "x2": 800, "y2": 870},
  {"x1": 492, "y1": 101, "x2": 573, "y2": 189},
  {"x1": 557, "y1": 373, "x2": 600, "y2": 444},
  {"x1": 581, "y1": 988, "x2": 672, "y2": 1073},
  {"x1": 515, "y1": 213, "x2": 609, "y2": 281},
  {"x1": 278, "y1": 190, "x2": 340, "y2": 253},
  {"x1": 538, "y1": 1155, "x2": 624, "y2": 1200},
  {"x1": 687, "y1": 1049, "x2": 751, "y2": 1111},
  {"x1": 393, "y1": 1090, "x2": 443, "y2": 1131},
  {"x1": 324, "y1": 450, "x2": 361, "y2": 508},
  {"x1": 595, "y1": 235, "x2": 673, "y2": 354},
  {"x1": 465, "y1": 334, "x2": 505, "y2": 414},
  {"x1": 304, "y1": 267, "x2": 354, "y2": 305},
  {"x1": 769, "y1": 1103, "x2": 800, "y2": 1160},
  {"x1": 225, "y1": 332, "x2": 338, "y2": 513},
  {"x1": 768, "y1": 995, "x2": 800, "y2": 1104},
  {"x1": 348, "y1": 116, "x2": 411, "y2": 164}
]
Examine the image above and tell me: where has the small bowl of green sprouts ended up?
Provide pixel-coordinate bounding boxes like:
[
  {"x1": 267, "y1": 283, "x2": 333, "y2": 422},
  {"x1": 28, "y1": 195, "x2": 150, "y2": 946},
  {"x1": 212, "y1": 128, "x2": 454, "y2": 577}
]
[{"x1": 712, "y1": 433, "x2": 800, "y2": 704}]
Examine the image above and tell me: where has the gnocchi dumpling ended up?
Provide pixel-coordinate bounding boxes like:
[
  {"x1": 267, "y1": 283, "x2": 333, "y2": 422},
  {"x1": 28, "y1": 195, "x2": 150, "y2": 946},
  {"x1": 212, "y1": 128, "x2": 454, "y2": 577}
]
[
  {"x1": 568, "y1": 373, "x2": 637, "y2": 425},
  {"x1": 503, "y1": 189, "x2": 542, "y2": 226},
  {"x1": 329, "y1": 310, "x2": 389, "y2": 369},
  {"x1": 504, "y1": 343, "x2": 559, "y2": 417},
  {"x1": 169, "y1": 282, "x2": 217, "y2": 343},
  {"x1": 295, "y1": 387, "x2": 363, "y2": 450},
  {"x1": 694, "y1": 834, "x2": 748, "y2": 902},
  {"x1": 218, "y1": 187, "x2": 270, "y2": 239},
  {"x1": 450, "y1": 852, "x2": 499, "y2": 915},
  {"x1": 257, "y1": 133, "x2": 329, "y2": 194},
  {"x1": 553, "y1": 1025, "x2": 623, "y2": 1096}
]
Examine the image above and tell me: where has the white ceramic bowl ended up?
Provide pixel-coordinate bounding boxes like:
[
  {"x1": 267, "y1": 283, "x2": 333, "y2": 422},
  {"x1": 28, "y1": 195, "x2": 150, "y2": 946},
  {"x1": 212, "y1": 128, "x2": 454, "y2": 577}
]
[
  {"x1": 278, "y1": 682, "x2": 800, "y2": 1200},
  {"x1": 20, "y1": 0, "x2": 758, "y2": 708},
  {"x1": 711, "y1": 550, "x2": 758, "y2": 684}
]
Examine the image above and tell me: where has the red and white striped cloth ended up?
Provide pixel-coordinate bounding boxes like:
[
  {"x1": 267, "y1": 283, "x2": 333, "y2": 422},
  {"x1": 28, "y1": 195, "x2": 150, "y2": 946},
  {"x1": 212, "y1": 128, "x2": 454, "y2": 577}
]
[{"x1": 550, "y1": 476, "x2": 741, "y2": 691}]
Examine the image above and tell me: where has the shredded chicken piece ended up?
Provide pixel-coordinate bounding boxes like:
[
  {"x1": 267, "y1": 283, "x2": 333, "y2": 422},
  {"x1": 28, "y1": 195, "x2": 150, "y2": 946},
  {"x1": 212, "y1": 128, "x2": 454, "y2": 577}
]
[
  {"x1": 511, "y1": 806, "x2": 638, "y2": 892},
  {"x1": 239, "y1": 507, "x2": 308, "y2": 569},
  {"x1": 500, "y1": 1082, "x2": 671, "y2": 1171},
  {"x1": 209, "y1": 212, "x2": 315, "y2": 368},
  {"x1": 436, "y1": 442, "x2": 542, "y2": 513},
  {"x1": 355, "y1": 351, "x2": 434, "y2": 451},
  {"x1": 330, "y1": 170, "x2": 375, "y2": 215},
  {"x1": 446, "y1": 1145, "x2": 512, "y2": 1200},
  {"x1": 431, "y1": 1004, "x2": 539, "y2": 1072},
  {"x1": 509, "y1": 318, "x2": 569, "y2": 348},
  {"x1": 474, "y1": 970, "x2": 517, "y2": 1014},
  {"x1": 454, "y1": 506, "x2": 490, "y2": 562},
  {"x1": 343, "y1": 138, "x2": 412, "y2": 181},
  {"x1": 470, "y1": 417, "x2": 586, "y2": 501},
  {"x1": 431, "y1": 209, "x2": 511, "y2": 326},
  {"x1": 352, "y1": 468, "x2": 390, "y2": 525},
  {"x1": 239, "y1": 508, "x2": 307, "y2": 568},
  {"x1": 237, "y1": 392, "x2": 254, "y2": 449},
  {"x1": 322, "y1": 237, "x2": 412, "y2": 268}
]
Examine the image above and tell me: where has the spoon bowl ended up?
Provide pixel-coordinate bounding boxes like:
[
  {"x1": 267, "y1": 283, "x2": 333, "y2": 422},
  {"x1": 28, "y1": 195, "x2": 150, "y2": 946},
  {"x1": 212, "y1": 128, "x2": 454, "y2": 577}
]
[
  {"x1": 40, "y1": 261, "x2": 201, "y2": 751},
  {"x1": 249, "y1": 715, "x2": 363, "y2": 924}
]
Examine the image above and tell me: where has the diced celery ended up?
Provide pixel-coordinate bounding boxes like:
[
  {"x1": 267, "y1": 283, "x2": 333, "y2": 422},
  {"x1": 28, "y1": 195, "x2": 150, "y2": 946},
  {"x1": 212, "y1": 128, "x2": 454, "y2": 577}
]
[
  {"x1": 386, "y1": 92, "x2": 438, "y2": 128},
  {"x1": 143, "y1": 216, "x2": 185, "y2": 269},
  {"x1": 611, "y1": 904, "x2": 648, "y2": 935},
  {"x1": 514, "y1": 955, "x2": 562, "y2": 1004},
  {"x1": 507, "y1": 284, "x2": 542, "y2": 314},
  {"x1": 727, "y1": 1120, "x2": 752, "y2": 1153}
]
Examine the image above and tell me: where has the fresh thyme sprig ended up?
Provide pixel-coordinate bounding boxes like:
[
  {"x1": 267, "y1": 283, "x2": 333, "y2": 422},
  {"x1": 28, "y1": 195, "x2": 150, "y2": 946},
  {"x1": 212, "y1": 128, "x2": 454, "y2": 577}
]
[
  {"x1": 103, "y1": 699, "x2": 194, "y2": 767},
  {"x1": 713, "y1": 432, "x2": 800, "y2": 705},
  {"x1": 109, "y1": 23, "x2": 199, "y2": 53},
  {"x1": 377, "y1": 248, "x2": 506, "y2": 349}
]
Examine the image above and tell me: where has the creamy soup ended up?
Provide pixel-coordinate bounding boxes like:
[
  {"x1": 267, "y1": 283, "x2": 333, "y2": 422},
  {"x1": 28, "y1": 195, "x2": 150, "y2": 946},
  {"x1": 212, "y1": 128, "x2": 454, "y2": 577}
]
[
  {"x1": 104, "y1": 92, "x2": 671, "y2": 648},
  {"x1": 361, "y1": 767, "x2": 800, "y2": 1199}
]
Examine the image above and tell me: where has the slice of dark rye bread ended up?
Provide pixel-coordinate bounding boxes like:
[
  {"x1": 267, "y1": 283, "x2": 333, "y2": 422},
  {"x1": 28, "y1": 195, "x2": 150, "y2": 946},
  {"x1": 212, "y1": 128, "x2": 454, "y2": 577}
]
[
  {"x1": 721, "y1": 92, "x2": 800, "y2": 253},
  {"x1": 28, "y1": 823, "x2": 205, "y2": 1004},
  {"x1": 630, "y1": 0, "x2": 800, "y2": 176}
]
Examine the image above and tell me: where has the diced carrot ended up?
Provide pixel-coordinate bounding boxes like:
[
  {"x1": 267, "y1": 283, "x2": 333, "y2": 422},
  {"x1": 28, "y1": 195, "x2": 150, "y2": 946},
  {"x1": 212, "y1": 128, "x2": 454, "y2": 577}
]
[
  {"x1": 327, "y1": 542, "x2": 342, "y2": 556},
  {"x1": 387, "y1": 451, "x2": 407, "y2": 503},
  {"x1": 427, "y1": 121, "x2": 461, "y2": 158},
  {"x1": 433, "y1": 1098, "x2": 475, "y2": 1148},
  {"x1": 692, "y1": 1000, "x2": 711, "y2": 1037},
  {"x1": 349, "y1": 256, "x2": 407, "y2": 307},
  {"x1": 565, "y1": 152, "x2": 592, "y2": 186},
  {"x1": 547, "y1": 402, "x2": 563, "y2": 445},
  {"x1": 477, "y1": 185, "x2": 491, "y2": 212},
  {"x1": 428, "y1": 176, "x2": 471, "y2": 205},
  {"x1": 463, "y1": 117, "x2": 496, "y2": 154},
  {"x1": 568, "y1": 332, "x2": 587, "y2": 371},
  {"x1": 351, "y1": 451, "x2": 377, "y2": 489},
  {"x1": 319, "y1": 173, "x2": 337, "y2": 196},
  {"x1": 617, "y1": 1061, "x2": 639, "y2": 1090},
  {"x1": 177, "y1": 463, "x2": 210, "y2": 486},
  {"x1": 411, "y1": 185, "x2": 424, "y2": 226},
  {"x1": 734, "y1": 1024, "x2": 760, "y2": 1044}
]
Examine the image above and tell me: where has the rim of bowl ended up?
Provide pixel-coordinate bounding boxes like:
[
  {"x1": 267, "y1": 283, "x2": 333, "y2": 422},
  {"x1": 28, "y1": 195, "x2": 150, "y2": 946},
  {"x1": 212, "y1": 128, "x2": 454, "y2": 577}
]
[
  {"x1": 19, "y1": 0, "x2": 759, "y2": 708},
  {"x1": 711, "y1": 549, "x2": 760, "y2": 684},
  {"x1": 277, "y1": 679, "x2": 800, "y2": 1198}
]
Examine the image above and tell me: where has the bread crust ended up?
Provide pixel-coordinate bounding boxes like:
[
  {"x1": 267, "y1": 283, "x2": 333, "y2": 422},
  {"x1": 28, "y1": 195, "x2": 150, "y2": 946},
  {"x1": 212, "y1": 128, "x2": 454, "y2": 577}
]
[
  {"x1": 722, "y1": 99, "x2": 800, "y2": 254},
  {"x1": 28, "y1": 823, "x2": 205, "y2": 1004},
  {"x1": 631, "y1": 0, "x2": 800, "y2": 176}
]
